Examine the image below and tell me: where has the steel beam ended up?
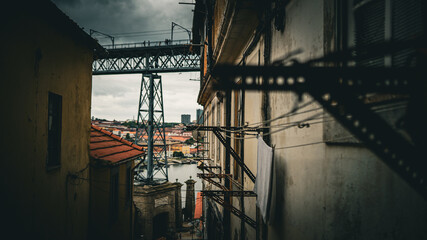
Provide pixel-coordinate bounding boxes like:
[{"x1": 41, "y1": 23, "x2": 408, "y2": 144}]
[
  {"x1": 199, "y1": 175, "x2": 228, "y2": 191},
  {"x1": 201, "y1": 190, "x2": 257, "y2": 197},
  {"x1": 198, "y1": 173, "x2": 232, "y2": 178},
  {"x1": 212, "y1": 129, "x2": 256, "y2": 183},
  {"x1": 187, "y1": 125, "x2": 257, "y2": 183},
  {"x1": 206, "y1": 194, "x2": 256, "y2": 229},
  {"x1": 186, "y1": 125, "x2": 265, "y2": 132},
  {"x1": 213, "y1": 64, "x2": 427, "y2": 200},
  {"x1": 134, "y1": 74, "x2": 168, "y2": 184},
  {"x1": 93, "y1": 44, "x2": 200, "y2": 74}
]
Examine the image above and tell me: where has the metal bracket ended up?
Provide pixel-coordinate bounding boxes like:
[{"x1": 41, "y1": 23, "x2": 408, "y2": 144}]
[
  {"x1": 201, "y1": 190, "x2": 257, "y2": 197},
  {"x1": 199, "y1": 173, "x2": 228, "y2": 191},
  {"x1": 198, "y1": 173, "x2": 232, "y2": 178},
  {"x1": 206, "y1": 194, "x2": 256, "y2": 229},
  {"x1": 187, "y1": 126, "x2": 257, "y2": 183}
]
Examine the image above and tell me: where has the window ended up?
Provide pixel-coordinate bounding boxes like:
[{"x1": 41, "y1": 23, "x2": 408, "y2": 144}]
[
  {"x1": 47, "y1": 92, "x2": 62, "y2": 169},
  {"x1": 110, "y1": 167, "x2": 119, "y2": 223},
  {"x1": 125, "y1": 162, "x2": 132, "y2": 208},
  {"x1": 325, "y1": 0, "x2": 423, "y2": 143},
  {"x1": 345, "y1": 0, "x2": 423, "y2": 67}
]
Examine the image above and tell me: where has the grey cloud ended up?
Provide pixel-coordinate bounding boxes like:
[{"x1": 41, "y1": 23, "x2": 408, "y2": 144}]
[
  {"x1": 92, "y1": 76, "x2": 140, "y2": 97},
  {"x1": 52, "y1": 0, "x2": 193, "y2": 44},
  {"x1": 51, "y1": 0, "x2": 200, "y2": 122}
]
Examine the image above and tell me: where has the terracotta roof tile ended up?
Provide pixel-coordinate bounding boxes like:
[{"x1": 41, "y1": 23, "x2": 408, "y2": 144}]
[{"x1": 90, "y1": 125, "x2": 144, "y2": 164}]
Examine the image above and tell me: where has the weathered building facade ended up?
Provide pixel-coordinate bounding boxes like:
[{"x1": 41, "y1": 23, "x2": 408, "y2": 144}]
[
  {"x1": 0, "y1": 1, "x2": 99, "y2": 238},
  {"x1": 193, "y1": 0, "x2": 427, "y2": 239},
  {"x1": 89, "y1": 125, "x2": 144, "y2": 240}
]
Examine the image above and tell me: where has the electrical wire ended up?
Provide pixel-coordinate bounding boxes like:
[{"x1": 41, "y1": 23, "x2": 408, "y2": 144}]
[
  {"x1": 217, "y1": 101, "x2": 320, "y2": 134},
  {"x1": 110, "y1": 28, "x2": 191, "y2": 36},
  {"x1": 218, "y1": 101, "x2": 407, "y2": 136},
  {"x1": 218, "y1": 112, "x2": 324, "y2": 141}
]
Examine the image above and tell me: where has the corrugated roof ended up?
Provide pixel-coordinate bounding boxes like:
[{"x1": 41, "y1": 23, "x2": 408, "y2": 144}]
[{"x1": 90, "y1": 125, "x2": 144, "y2": 164}]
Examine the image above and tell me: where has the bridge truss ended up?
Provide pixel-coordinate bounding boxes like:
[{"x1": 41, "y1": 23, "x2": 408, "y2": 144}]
[
  {"x1": 92, "y1": 40, "x2": 200, "y2": 75},
  {"x1": 92, "y1": 40, "x2": 201, "y2": 185}
]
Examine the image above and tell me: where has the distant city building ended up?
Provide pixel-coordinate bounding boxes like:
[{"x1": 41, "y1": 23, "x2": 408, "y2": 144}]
[
  {"x1": 181, "y1": 114, "x2": 191, "y2": 125},
  {"x1": 196, "y1": 109, "x2": 203, "y2": 124}
]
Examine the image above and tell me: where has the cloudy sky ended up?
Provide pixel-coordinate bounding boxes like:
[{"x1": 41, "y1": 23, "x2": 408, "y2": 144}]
[{"x1": 52, "y1": 0, "x2": 201, "y2": 122}]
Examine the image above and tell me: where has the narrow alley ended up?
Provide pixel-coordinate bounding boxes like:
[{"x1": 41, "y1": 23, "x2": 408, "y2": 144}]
[{"x1": 1, "y1": 0, "x2": 427, "y2": 239}]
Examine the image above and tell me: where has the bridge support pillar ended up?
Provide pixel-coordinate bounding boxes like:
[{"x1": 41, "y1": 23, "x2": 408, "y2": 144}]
[{"x1": 135, "y1": 73, "x2": 168, "y2": 184}]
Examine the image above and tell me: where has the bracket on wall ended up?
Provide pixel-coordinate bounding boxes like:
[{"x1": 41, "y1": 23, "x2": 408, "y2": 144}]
[
  {"x1": 197, "y1": 157, "x2": 257, "y2": 229},
  {"x1": 201, "y1": 190, "x2": 257, "y2": 197},
  {"x1": 205, "y1": 193, "x2": 257, "y2": 229},
  {"x1": 187, "y1": 125, "x2": 258, "y2": 183}
]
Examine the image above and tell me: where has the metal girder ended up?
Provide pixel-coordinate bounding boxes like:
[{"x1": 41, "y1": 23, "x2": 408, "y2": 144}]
[
  {"x1": 206, "y1": 194, "x2": 256, "y2": 229},
  {"x1": 212, "y1": 129, "x2": 256, "y2": 183},
  {"x1": 197, "y1": 164, "x2": 217, "y2": 174},
  {"x1": 213, "y1": 64, "x2": 427, "y2": 200},
  {"x1": 134, "y1": 74, "x2": 168, "y2": 184},
  {"x1": 198, "y1": 173, "x2": 232, "y2": 178},
  {"x1": 198, "y1": 171, "x2": 244, "y2": 191},
  {"x1": 187, "y1": 125, "x2": 257, "y2": 183},
  {"x1": 92, "y1": 44, "x2": 200, "y2": 74},
  {"x1": 201, "y1": 190, "x2": 257, "y2": 197},
  {"x1": 198, "y1": 165, "x2": 221, "y2": 170},
  {"x1": 193, "y1": 157, "x2": 213, "y2": 161},
  {"x1": 186, "y1": 125, "x2": 265, "y2": 132},
  {"x1": 199, "y1": 175, "x2": 228, "y2": 191}
]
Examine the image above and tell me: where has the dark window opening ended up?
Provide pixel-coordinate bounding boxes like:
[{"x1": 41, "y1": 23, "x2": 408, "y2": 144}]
[
  {"x1": 110, "y1": 167, "x2": 119, "y2": 223},
  {"x1": 47, "y1": 92, "x2": 62, "y2": 170},
  {"x1": 153, "y1": 212, "x2": 169, "y2": 239}
]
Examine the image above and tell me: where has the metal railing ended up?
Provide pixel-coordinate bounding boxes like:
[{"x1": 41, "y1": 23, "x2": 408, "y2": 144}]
[{"x1": 102, "y1": 39, "x2": 191, "y2": 50}]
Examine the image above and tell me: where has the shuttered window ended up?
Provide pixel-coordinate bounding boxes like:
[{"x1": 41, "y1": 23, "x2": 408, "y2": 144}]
[{"x1": 352, "y1": 0, "x2": 424, "y2": 67}]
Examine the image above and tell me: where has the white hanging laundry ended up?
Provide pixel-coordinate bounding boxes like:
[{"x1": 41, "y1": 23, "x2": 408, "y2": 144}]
[{"x1": 254, "y1": 135, "x2": 274, "y2": 223}]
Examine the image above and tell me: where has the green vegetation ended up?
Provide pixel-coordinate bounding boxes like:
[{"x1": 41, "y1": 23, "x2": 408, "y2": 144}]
[
  {"x1": 123, "y1": 120, "x2": 137, "y2": 128},
  {"x1": 184, "y1": 138, "x2": 195, "y2": 145},
  {"x1": 162, "y1": 122, "x2": 180, "y2": 128},
  {"x1": 173, "y1": 151, "x2": 184, "y2": 158}
]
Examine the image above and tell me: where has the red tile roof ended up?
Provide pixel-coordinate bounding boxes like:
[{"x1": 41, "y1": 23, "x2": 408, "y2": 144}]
[
  {"x1": 194, "y1": 192, "x2": 203, "y2": 219},
  {"x1": 90, "y1": 125, "x2": 144, "y2": 164}
]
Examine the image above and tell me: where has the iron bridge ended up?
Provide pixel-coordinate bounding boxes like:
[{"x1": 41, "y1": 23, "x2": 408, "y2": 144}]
[{"x1": 92, "y1": 39, "x2": 201, "y2": 75}]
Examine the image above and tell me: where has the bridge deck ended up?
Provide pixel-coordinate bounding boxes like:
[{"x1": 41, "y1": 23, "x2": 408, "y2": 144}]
[{"x1": 92, "y1": 40, "x2": 201, "y2": 74}]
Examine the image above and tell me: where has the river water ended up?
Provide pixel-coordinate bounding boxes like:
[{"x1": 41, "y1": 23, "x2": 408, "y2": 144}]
[{"x1": 167, "y1": 163, "x2": 202, "y2": 203}]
